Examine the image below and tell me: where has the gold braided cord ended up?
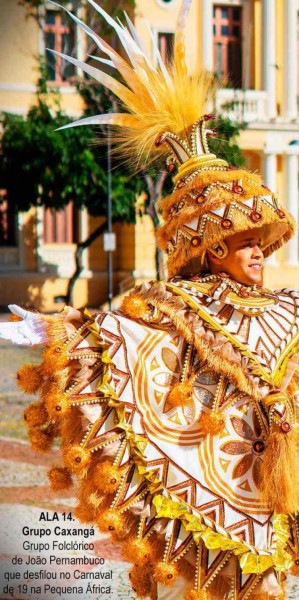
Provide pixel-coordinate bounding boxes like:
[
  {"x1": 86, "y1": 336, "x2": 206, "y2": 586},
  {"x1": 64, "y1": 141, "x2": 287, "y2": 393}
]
[{"x1": 173, "y1": 156, "x2": 227, "y2": 182}]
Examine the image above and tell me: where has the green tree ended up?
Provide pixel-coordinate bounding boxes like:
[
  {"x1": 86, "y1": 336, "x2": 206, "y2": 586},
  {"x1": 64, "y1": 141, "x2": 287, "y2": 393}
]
[
  {"x1": 0, "y1": 71, "x2": 137, "y2": 303},
  {"x1": 209, "y1": 116, "x2": 245, "y2": 168}
]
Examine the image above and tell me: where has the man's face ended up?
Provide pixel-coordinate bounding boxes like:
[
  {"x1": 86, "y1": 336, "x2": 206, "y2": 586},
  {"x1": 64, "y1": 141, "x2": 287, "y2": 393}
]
[{"x1": 209, "y1": 231, "x2": 264, "y2": 285}]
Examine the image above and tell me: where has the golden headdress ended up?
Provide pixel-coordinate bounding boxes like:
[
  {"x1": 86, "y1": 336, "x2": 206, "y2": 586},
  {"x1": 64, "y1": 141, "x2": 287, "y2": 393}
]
[{"x1": 52, "y1": 0, "x2": 295, "y2": 277}]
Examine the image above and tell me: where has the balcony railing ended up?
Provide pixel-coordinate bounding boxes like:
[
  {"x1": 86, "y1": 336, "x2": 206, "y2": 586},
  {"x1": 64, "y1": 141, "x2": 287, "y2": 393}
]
[{"x1": 215, "y1": 89, "x2": 268, "y2": 123}]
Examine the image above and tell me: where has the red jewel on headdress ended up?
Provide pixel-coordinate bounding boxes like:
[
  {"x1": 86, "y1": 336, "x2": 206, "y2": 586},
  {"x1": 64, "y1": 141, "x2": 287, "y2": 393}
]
[
  {"x1": 176, "y1": 178, "x2": 186, "y2": 189},
  {"x1": 203, "y1": 113, "x2": 215, "y2": 121},
  {"x1": 249, "y1": 211, "x2": 262, "y2": 222},
  {"x1": 221, "y1": 218, "x2": 233, "y2": 229},
  {"x1": 191, "y1": 236, "x2": 201, "y2": 247},
  {"x1": 155, "y1": 134, "x2": 164, "y2": 146},
  {"x1": 233, "y1": 183, "x2": 244, "y2": 194},
  {"x1": 281, "y1": 421, "x2": 291, "y2": 433},
  {"x1": 276, "y1": 209, "x2": 286, "y2": 218},
  {"x1": 197, "y1": 194, "x2": 206, "y2": 204}
]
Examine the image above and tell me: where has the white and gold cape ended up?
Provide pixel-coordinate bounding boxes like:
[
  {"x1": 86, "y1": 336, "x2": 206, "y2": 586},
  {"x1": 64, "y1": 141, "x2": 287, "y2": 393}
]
[{"x1": 20, "y1": 274, "x2": 299, "y2": 600}]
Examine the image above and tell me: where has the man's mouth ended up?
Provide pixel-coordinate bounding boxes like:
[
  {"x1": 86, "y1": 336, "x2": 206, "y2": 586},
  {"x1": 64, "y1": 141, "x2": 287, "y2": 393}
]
[{"x1": 249, "y1": 264, "x2": 262, "y2": 271}]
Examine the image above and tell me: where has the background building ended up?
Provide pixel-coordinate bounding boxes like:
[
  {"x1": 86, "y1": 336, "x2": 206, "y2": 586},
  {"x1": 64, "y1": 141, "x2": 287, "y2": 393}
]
[{"x1": 0, "y1": 0, "x2": 298, "y2": 310}]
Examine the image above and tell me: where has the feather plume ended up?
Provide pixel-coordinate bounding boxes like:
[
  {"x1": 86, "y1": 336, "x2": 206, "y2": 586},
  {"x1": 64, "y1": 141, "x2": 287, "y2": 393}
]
[{"x1": 49, "y1": 0, "x2": 216, "y2": 168}]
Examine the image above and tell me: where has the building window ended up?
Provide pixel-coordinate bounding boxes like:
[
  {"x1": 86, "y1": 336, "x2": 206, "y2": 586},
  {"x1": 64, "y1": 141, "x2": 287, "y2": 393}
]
[
  {"x1": 43, "y1": 203, "x2": 78, "y2": 244},
  {"x1": 0, "y1": 198, "x2": 16, "y2": 247},
  {"x1": 213, "y1": 5, "x2": 242, "y2": 88},
  {"x1": 44, "y1": 9, "x2": 75, "y2": 83},
  {"x1": 158, "y1": 32, "x2": 174, "y2": 63}
]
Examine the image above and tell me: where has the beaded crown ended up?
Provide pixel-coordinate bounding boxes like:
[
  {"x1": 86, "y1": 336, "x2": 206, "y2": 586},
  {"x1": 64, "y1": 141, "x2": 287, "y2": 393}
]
[{"x1": 51, "y1": 0, "x2": 295, "y2": 277}]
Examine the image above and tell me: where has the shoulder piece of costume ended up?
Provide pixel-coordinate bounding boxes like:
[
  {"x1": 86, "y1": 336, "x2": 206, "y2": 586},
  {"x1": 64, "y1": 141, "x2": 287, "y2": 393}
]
[{"x1": 121, "y1": 276, "x2": 299, "y2": 395}]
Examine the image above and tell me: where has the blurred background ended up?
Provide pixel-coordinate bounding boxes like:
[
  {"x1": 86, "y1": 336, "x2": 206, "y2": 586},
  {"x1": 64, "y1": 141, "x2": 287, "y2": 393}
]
[{"x1": 0, "y1": 0, "x2": 298, "y2": 312}]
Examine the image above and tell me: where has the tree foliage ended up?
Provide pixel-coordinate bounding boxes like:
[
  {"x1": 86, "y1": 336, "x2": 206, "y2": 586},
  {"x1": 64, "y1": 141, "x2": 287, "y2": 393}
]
[
  {"x1": 0, "y1": 72, "x2": 136, "y2": 222},
  {"x1": 209, "y1": 116, "x2": 245, "y2": 168}
]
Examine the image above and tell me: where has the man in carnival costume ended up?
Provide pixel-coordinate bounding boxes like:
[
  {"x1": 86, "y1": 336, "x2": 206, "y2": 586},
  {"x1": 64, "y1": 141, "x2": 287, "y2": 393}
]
[{"x1": 1, "y1": 1, "x2": 299, "y2": 599}]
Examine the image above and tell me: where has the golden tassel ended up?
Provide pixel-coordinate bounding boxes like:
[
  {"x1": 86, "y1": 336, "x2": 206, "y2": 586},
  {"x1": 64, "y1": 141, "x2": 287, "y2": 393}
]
[
  {"x1": 122, "y1": 536, "x2": 153, "y2": 565},
  {"x1": 97, "y1": 508, "x2": 127, "y2": 538},
  {"x1": 199, "y1": 411, "x2": 224, "y2": 435},
  {"x1": 129, "y1": 564, "x2": 153, "y2": 599},
  {"x1": 17, "y1": 364, "x2": 44, "y2": 394},
  {"x1": 41, "y1": 347, "x2": 69, "y2": 375},
  {"x1": 259, "y1": 427, "x2": 299, "y2": 514},
  {"x1": 73, "y1": 500, "x2": 97, "y2": 524},
  {"x1": 121, "y1": 293, "x2": 151, "y2": 320},
  {"x1": 63, "y1": 445, "x2": 91, "y2": 473},
  {"x1": 166, "y1": 381, "x2": 193, "y2": 408},
  {"x1": 153, "y1": 561, "x2": 179, "y2": 586},
  {"x1": 90, "y1": 460, "x2": 123, "y2": 494},
  {"x1": 45, "y1": 392, "x2": 70, "y2": 420},
  {"x1": 28, "y1": 424, "x2": 56, "y2": 453},
  {"x1": 48, "y1": 466, "x2": 73, "y2": 491},
  {"x1": 24, "y1": 401, "x2": 48, "y2": 427}
]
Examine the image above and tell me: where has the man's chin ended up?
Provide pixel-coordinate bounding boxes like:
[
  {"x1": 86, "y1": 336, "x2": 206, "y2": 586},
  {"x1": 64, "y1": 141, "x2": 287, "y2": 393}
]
[{"x1": 241, "y1": 272, "x2": 263, "y2": 286}]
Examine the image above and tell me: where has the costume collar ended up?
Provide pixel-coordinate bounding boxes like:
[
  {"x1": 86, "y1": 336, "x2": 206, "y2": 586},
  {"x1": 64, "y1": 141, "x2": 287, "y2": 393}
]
[
  {"x1": 169, "y1": 273, "x2": 278, "y2": 316},
  {"x1": 165, "y1": 275, "x2": 299, "y2": 388}
]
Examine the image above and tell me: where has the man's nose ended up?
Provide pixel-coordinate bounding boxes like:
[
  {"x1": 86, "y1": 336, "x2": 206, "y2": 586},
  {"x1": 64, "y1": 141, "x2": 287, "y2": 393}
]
[{"x1": 252, "y1": 245, "x2": 263, "y2": 258}]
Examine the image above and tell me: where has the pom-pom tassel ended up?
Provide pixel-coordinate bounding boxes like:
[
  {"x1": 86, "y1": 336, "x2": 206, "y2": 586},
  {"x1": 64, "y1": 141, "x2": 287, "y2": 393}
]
[
  {"x1": 199, "y1": 411, "x2": 224, "y2": 435},
  {"x1": 166, "y1": 382, "x2": 193, "y2": 408},
  {"x1": 97, "y1": 509, "x2": 127, "y2": 538},
  {"x1": 73, "y1": 500, "x2": 97, "y2": 524},
  {"x1": 153, "y1": 561, "x2": 179, "y2": 586},
  {"x1": 259, "y1": 428, "x2": 299, "y2": 513},
  {"x1": 45, "y1": 392, "x2": 70, "y2": 420},
  {"x1": 91, "y1": 460, "x2": 123, "y2": 494},
  {"x1": 17, "y1": 364, "x2": 43, "y2": 394},
  {"x1": 24, "y1": 401, "x2": 48, "y2": 427},
  {"x1": 129, "y1": 564, "x2": 153, "y2": 598},
  {"x1": 121, "y1": 293, "x2": 150, "y2": 320},
  {"x1": 64, "y1": 445, "x2": 91, "y2": 473},
  {"x1": 28, "y1": 424, "x2": 56, "y2": 453},
  {"x1": 122, "y1": 537, "x2": 153, "y2": 565},
  {"x1": 48, "y1": 466, "x2": 73, "y2": 491},
  {"x1": 41, "y1": 347, "x2": 69, "y2": 375}
]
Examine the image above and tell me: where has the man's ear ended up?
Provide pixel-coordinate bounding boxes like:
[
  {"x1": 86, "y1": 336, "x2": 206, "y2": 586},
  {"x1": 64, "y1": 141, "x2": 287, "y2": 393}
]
[
  {"x1": 207, "y1": 250, "x2": 222, "y2": 266},
  {"x1": 207, "y1": 242, "x2": 228, "y2": 265}
]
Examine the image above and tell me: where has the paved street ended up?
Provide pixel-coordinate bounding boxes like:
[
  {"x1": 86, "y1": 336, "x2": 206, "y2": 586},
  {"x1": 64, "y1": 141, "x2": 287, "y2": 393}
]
[{"x1": 0, "y1": 331, "x2": 298, "y2": 599}]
